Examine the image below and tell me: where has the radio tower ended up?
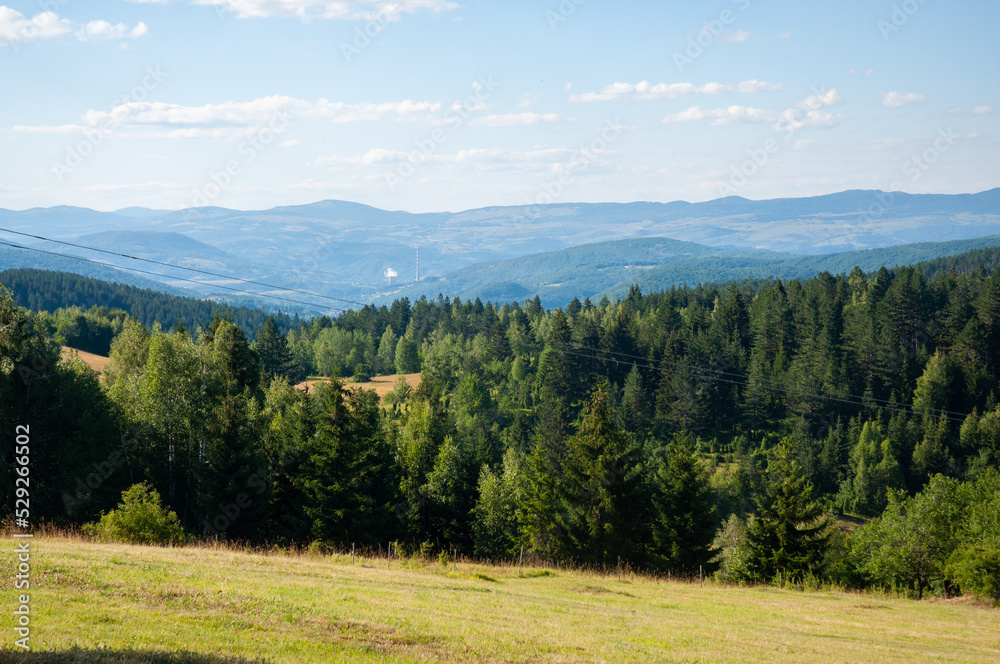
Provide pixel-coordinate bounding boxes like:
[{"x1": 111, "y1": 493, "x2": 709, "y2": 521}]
[{"x1": 415, "y1": 247, "x2": 420, "y2": 283}]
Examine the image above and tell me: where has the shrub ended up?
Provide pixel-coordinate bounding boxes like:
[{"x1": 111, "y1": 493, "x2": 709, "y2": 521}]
[
  {"x1": 948, "y1": 544, "x2": 1000, "y2": 605},
  {"x1": 84, "y1": 483, "x2": 185, "y2": 545},
  {"x1": 353, "y1": 363, "x2": 372, "y2": 383}
]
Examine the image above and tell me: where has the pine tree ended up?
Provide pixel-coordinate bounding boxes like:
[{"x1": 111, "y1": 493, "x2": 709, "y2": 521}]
[
  {"x1": 520, "y1": 397, "x2": 569, "y2": 558},
  {"x1": 376, "y1": 325, "x2": 398, "y2": 375},
  {"x1": 743, "y1": 442, "x2": 830, "y2": 581},
  {"x1": 553, "y1": 383, "x2": 648, "y2": 567},
  {"x1": 648, "y1": 432, "x2": 717, "y2": 572},
  {"x1": 255, "y1": 317, "x2": 296, "y2": 383},
  {"x1": 839, "y1": 420, "x2": 904, "y2": 515}
]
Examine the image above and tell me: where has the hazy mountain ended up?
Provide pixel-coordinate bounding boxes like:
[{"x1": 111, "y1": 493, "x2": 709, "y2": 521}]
[
  {"x1": 386, "y1": 234, "x2": 1000, "y2": 307},
  {"x1": 1, "y1": 189, "x2": 997, "y2": 311},
  {"x1": 113, "y1": 207, "x2": 177, "y2": 218}
]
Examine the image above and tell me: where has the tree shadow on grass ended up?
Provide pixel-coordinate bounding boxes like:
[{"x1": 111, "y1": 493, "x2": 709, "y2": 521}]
[{"x1": 0, "y1": 649, "x2": 271, "y2": 664}]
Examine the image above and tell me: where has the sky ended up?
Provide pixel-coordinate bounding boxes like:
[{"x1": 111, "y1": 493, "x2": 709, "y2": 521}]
[{"x1": 0, "y1": 0, "x2": 997, "y2": 213}]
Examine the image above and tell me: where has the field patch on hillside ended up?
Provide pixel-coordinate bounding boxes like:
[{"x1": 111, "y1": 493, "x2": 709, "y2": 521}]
[{"x1": 2, "y1": 538, "x2": 997, "y2": 663}]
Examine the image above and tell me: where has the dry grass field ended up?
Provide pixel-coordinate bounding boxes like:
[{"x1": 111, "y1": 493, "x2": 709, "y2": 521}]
[
  {"x1": 296, "y1": 373, "x2": 422, "y2": 400},
  {"x1": 57, "y1": 347, "x2": 420, "y2": 403},
  {"x1": 2, "y1": 536, "x2": 997, "y2": 663},
  {"x1": 60, "y1": 347, "x2": 111, "y2": 375}
]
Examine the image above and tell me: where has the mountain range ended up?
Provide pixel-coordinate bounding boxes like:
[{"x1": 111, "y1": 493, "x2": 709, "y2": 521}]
[{"x1": 1, "y1": 188, "x2": 998, "y2": 311}]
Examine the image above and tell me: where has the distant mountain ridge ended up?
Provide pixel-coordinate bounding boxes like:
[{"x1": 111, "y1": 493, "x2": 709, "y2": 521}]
[
  {"x1": 0, "y1": 188, "x2": 997, "y2": 311},
  {"x1": 389, "y1": 234, "x2": 1000, "y2": 307}
]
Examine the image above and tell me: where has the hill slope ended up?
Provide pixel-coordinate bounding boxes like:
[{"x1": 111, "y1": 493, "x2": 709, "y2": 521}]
[
  {"x1": 390, "y1": 234, "x2": 1000, "y2": 307},
  {"x1": 2, "y1": 189, "x2": 998, "y2": 309},
  {"x1": 9, "y1": 537, "x2": 998, "y2": 664}
]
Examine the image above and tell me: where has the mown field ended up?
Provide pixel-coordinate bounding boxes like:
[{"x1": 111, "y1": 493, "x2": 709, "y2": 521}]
[{"x1": 2, "y1": 537, "x2": 998, "y2": 663}]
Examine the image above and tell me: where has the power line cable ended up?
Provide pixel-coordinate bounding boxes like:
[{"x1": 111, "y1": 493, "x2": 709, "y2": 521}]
[
  {"x1": 545, "y1": 344, "x2": 968, "y2": 423},
  {"x1": 0, "y1": 226, "x2": 371, "y2": 308},
  {"x1": 0, "y1": 241, "x2": 348, "y2": 313},
  {"x1": 0, "y1": 229, "x2": 972, "y2": 421},
  {"x1": 561, "y1": 342, "x2": 970, "y2": 421}
]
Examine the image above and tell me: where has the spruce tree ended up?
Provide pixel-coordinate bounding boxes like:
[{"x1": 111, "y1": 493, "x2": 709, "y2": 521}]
[
  {"x1": 255, "y1": 317, "x2": 296, "y2": 383},
  {"x1": 554, "y1": 383, "x2": 648, "y2": 567},
  {"x1": 744, "y1": 442, "x2": 830, "y2": 581},
  {"x1": 649, "y1": 432, "x2": 717, "y2": 572}
]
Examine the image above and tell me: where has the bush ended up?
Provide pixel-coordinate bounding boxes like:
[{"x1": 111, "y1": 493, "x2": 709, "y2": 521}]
[
  {"x1": 353, "y1": 363, "x2": 372, "y2": 383},
  {"x1": 83, "y1": 483, "x2": 185, "y2": 545},
  {"x1": 948, "y1": 544, "x2": 1000, "y2": 605}
]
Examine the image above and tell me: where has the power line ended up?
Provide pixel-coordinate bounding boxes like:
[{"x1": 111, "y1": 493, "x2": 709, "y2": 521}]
[
  {"x1": 546, "y1": 343, "x2": 968, "y2": 423},
  {"x1": 0, "y1": 228, "x2": 973, "y2": 422},
  {"x1": 0, "y1": 240, "x2": 348, "y2": 314},
  {"x1": 0, "y1": 226, "x2": 371, "y2": 308},
  {"x1": 561, "y1": 342, "x2": 970, "y2": 421}
]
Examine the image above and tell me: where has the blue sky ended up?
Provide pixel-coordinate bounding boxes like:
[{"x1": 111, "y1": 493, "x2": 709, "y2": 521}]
[{"x1": 0, "y1": 0, "x2": 997, "y2": 212}]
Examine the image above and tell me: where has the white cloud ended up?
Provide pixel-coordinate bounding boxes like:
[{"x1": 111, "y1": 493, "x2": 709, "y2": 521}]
[
  {"x1": 83, "y1": 95, "x2": 442, "y2": 130},
  {"x1": 663, "y1": 89, "x2": 843, "y2": 130},
  {"x1": 4, "y1": 124, "x2": 87, "y2": 135},
  {"x1": 315, "y1": 146, "x2": 617, "y2": 172},
  {"x1": 193, "y1": 0, "x2": 456, "y2": 20},
  {"x1": 882, "y1": 91, "x2": 926, "y2": 107},
  {"x1": 0, "y1": 7, "x2": 71, "y2": 46},
  {"x1": 517, "y1": 92, "x2": 543, "y2": 109},
  {"x1": 570, "y1": 79, "x2": 783, "y2": 102},
  {"x1": 0, "y1": 8, "x2": 148, "y2": 47},
  {"x1": 76, "y1": 20, "x2": 149, "y2": 42},
  {"x1": 720, "y1": 29, "x2": 755, "y2": 43},
  {"x1": 662, "y1": 105, "x2": 776, "y2": 125},
  {"x1": 470, "y1": 112, "x2": 559, "y2": 127},
  {"x1": 947, "y1": 105, "x2": 996, "y2": 115},
  {"x1": 799, "y1": 88, "x2": 843, "y2": 110}
]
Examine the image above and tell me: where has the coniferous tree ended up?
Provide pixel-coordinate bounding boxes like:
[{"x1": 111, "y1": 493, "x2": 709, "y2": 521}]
[
  {"x1": 294, "y1": 381, "x2": 398, "y2": 546},
  {"x1": 648, "y1": 432, "x2": 717, "y2": 572},
  {"x1": 743, "y1": 442, "x2": 830, "y2": 581},
  {"x1": 520, "y1": 397, "x2": 569, "y2": 558},
  {"x1": 839, "y1": 420, "x2": 905, "y2": 515},
  {"x1": 553, "y1": 383, "x2": 648, "y2": 567},
  {"x1": 256, "y1": 317, "x2": 297, "y2": 383}
]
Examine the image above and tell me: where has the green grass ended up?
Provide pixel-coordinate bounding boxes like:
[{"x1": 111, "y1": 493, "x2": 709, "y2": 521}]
[{"x1": 2, "y1": 537, "x2": 998, "y2": 663}]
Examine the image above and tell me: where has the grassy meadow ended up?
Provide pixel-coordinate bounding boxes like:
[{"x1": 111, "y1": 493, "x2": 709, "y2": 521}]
[{"x1": 1, "y1": 536, "x2": 998, "y2": 663}]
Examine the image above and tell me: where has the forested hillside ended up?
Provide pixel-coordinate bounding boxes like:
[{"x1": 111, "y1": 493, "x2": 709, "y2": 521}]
[
  {"x1": 0, "y1": 268, "x2": 295, "y2": 353},
  {"x1": 392, "y1": 235, "x2": 1000, "y2": 307},
  {"x1": 3, "y1": 247, "x2": 1000, "y2": 602}
]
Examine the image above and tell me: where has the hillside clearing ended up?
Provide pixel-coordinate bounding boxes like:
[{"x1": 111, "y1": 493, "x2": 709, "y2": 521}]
[
  {"x1": 2, "y1": 538, "x2": 997, "y2": 664},
  {"x1": 296, "y1": 373, "x2": 421, "y2": 400},
  {"x1": 60, "y1": 346, "x2": 110, "y2": 374}
]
